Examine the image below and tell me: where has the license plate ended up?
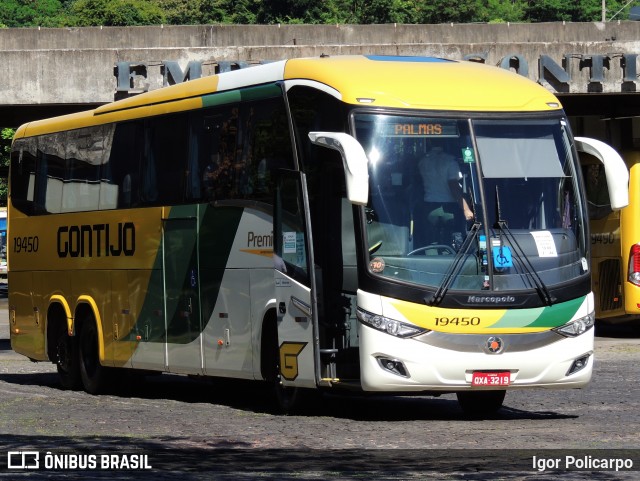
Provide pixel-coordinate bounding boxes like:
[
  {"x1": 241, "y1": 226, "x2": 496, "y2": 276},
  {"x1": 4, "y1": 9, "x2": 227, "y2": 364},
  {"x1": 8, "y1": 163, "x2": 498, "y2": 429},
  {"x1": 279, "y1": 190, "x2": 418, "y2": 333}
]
[{"x1": 471, "y1": 371, "x2": 511, "y2": 386}]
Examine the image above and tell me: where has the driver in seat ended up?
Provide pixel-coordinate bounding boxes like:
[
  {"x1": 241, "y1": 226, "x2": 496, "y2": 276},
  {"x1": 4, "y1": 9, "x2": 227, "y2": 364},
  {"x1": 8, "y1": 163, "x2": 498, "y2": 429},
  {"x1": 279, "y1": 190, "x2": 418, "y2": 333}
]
[{"x1": 414, "y1": 142, "x2": 474, "y2": 249}]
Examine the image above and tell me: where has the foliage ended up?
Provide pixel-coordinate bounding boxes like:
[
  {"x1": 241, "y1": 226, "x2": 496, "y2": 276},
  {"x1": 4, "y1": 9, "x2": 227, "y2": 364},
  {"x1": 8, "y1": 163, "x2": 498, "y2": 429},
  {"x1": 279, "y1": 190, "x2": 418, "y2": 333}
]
[
  {"x1": 0, "y1": 0, "x2": 70, "y2": 27},
  {"x1": 70, "y1": 0, "x2": 166, "y2": 26},
  {"x1": 2, "y1": 0, "x2": 634, "y2": 201},
  {"x1": 0, "y1": 0, "x2": 635, "y2": 27},
  {"x1": 483, "y1": 0, "x2": 527, "y2": 23},
  {"x1": 0, "y1": 128, "x2": 14, "y2": 207}
]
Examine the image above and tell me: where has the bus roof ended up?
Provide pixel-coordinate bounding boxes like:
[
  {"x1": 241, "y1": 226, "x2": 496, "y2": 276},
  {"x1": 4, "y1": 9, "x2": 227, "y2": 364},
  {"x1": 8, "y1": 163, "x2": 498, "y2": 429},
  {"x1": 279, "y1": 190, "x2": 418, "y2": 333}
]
[{"x1": 15, "y1": 55, "x2": 562, "y2": 138}]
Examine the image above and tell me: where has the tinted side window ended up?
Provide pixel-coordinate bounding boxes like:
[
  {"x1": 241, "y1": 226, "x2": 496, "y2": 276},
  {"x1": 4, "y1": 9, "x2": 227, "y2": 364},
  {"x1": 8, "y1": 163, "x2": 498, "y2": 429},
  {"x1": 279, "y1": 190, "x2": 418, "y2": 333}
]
[
  {"x1": 146, "y1": 113, "x2": 189, "y2": 205},
  {"x1": 63, "y1": 126, "x2": 105, "y2": 212},
  {"x1": 582, "y1": 162, "x2": 612, "y2": 220},
  {"x1": 35, "y1": 133, "x2": 66, "y2": 214},
  {"x1": 195, "y1": 106, "x2": 240, "y2": 202},
  {"x1": 241, "y1": 97, "x2": 294, "y2": 204},
  {"x1": 107, "y1": 121, "x2": 143, "y2": 208},
  {"x1": 10, "y1": 137, "x2": 37, "y2": 215}
]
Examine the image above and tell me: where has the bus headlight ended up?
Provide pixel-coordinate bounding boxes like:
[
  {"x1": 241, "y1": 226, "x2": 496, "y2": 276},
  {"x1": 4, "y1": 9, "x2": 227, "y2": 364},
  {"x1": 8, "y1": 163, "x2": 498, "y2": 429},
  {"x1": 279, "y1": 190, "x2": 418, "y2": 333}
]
[
  {"x1": 553, "y1": 312, "x2": 595, "y2": 337},
  {"x1": 357, "y1": 308, "x2": 429, "y2": 338}
]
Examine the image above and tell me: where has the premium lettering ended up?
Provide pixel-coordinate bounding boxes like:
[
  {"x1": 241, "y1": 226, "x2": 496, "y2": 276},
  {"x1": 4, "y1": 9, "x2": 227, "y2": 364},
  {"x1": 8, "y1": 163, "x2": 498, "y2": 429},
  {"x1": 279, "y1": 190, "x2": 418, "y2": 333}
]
[
  {"x1": 57, "y1": 222, "x2": 135, "y2": 258},
  {"x1": 247, "y1": 231, "x2": 273, "y2": 248}
]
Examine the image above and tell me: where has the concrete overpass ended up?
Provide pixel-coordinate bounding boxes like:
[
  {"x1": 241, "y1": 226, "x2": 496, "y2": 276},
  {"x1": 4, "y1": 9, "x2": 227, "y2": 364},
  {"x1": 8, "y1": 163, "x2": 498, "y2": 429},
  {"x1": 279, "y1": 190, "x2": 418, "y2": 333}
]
[{"x1": 2, "y1": 22, "x2": 640, "y2": 146}]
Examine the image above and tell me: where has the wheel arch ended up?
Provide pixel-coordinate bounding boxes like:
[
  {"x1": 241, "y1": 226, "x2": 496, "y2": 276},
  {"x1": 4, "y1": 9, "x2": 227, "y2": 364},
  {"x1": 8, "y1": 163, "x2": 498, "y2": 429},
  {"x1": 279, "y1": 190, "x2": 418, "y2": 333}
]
[
  {"x1": 74, "y1": 296, "x2": 105, "y2": 363},
  {"x1": 46, "y1": 297, "x2": 72, "y2": 363},
  {"x1": 260, "y1": 307, "x2": 278, "y2": 382}
]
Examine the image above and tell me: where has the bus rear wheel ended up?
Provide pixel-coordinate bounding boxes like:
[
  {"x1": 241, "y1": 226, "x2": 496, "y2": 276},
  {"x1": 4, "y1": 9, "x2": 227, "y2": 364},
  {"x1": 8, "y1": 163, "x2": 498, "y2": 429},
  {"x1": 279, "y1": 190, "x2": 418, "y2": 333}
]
[
  {"x1": 55, "y1": 329, "x2": 81, "y2": 390},
  {"x1": 456, "y1": 390, "x2": 506, "y2": 418},
  {"x1": 78, "y1": 319, "x2": 112, "y2": 394}
]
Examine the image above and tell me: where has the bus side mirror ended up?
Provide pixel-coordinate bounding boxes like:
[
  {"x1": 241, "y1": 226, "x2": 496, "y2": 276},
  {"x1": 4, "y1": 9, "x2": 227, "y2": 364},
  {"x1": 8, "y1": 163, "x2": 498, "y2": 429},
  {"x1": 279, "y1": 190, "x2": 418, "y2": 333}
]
[
  {"x1": 575, "y1": 136, "x2": 629, "y2": 210},
  {"x1": 308, "y1": 132, "x2": 369, "y2": 205}
]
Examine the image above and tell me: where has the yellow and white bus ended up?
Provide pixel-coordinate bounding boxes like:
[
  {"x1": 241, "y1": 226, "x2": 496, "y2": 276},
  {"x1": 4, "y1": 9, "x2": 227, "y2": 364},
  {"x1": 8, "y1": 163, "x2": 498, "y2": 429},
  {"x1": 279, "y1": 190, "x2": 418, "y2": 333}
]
[
  {"x1": 583, "y1": 147, "x2": 640, "y2": 322},
  {"x1": 9, "y1": 55, "x2": 628, "y2": 416}
]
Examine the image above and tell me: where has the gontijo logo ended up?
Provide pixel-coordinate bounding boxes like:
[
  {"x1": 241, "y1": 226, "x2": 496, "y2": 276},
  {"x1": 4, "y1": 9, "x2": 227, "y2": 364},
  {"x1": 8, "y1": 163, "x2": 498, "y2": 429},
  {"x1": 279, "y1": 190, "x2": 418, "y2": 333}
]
[{"x1": 57, "y1": 222, "x2": 136, "y2": 258}]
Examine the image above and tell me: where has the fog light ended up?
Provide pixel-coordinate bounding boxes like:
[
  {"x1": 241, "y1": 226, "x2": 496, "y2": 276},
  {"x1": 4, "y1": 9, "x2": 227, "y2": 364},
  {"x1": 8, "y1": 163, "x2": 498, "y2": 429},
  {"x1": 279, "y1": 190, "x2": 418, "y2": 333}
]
[
  {"x1": 566, "y1": 352, "x2": 591, "y2": 376},
  {"x1": 376, "y1": 356, "x2": 409, "y2": 378}
]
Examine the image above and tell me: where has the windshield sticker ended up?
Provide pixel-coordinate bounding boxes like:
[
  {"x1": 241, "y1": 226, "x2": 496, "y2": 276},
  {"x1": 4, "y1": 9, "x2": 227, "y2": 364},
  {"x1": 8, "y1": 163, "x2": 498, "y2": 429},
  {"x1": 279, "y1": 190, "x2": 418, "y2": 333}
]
[
  {"x1": 531, "y1": 231, "x2": 558, "y2": 257},
  {"x1": 462, "y1": 147, "x2": 476, "y2": 163},
  {"x1": 492, "y1": 245, "x2": 513, "y2": 270},
  {"x1": 370, "y1": 257, "x2": 386, "y2": 273},
  {"x1": 283, "y1": 232, "x2": 296, "y2": 254}
]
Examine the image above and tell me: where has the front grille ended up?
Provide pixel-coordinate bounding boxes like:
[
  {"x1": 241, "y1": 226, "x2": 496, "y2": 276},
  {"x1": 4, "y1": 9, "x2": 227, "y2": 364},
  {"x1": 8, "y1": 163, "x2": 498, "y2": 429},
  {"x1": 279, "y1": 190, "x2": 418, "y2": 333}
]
[{"x1": 598, "y1": 258, "x2": 623, "y2": 311}]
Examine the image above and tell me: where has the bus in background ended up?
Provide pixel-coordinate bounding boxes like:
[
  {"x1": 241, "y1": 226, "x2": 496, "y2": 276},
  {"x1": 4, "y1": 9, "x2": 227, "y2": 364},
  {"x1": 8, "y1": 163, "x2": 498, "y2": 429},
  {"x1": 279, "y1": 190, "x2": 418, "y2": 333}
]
[
  {"x1": 9, "y1": 55, "x2": 628, "y2": 416},
  {"x1": 582, "y1": 141, "x2": 640, "y2": 323},
  {"x1": 0, "y1": 207, "x2": 6, "y2": 278}
]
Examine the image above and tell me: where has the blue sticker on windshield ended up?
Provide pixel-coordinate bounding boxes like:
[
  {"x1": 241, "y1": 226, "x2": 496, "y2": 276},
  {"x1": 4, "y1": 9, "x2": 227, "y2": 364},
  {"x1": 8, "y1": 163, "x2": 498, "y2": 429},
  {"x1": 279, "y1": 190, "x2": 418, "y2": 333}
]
[{"x1": 492, "y1": 245, "x2": 513, "y2": 270}]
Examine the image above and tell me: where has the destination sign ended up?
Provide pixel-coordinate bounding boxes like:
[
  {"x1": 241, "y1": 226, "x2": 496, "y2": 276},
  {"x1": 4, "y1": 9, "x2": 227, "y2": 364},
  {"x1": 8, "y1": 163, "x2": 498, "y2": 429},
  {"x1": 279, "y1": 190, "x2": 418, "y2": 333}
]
[{"x1": 386, "y1": 120, "x2": 458, "y2": 137}]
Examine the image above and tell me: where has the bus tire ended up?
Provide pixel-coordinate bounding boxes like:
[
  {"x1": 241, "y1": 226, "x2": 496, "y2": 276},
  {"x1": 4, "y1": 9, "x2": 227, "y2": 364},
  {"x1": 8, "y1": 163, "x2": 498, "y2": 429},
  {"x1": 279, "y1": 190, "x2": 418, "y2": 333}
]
[
  {"x1": 54, "y1": 328, "x2": 81, "y2": 390},
  {"x1": 456, "y1": 390, "x2": 506, "y2": 418},
  {"x1": 78, "y1": 318, "x2": 112, "y2": 394},
  {"x1": 261, "y1": 310, "x2": 303, "y2": 414}
]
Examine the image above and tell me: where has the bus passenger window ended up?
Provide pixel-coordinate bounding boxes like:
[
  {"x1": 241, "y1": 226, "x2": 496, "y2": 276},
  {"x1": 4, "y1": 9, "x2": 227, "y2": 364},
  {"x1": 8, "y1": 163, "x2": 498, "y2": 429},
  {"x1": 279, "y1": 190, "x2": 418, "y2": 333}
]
[
  {"x1": 107, "y1": 121, "x2": 143, "y2": 209},
  {"x1": 196, "y1": 107, "x2": 240, "y2": 202},
  {"x1": 64, "y1": 126, "x2": 105, "y2": 212},
  {"x1": 10, "y1": 137, "x2": 37, "y2": 215},
  {"x1": 146, "y1": 113, "x2": 189, "y2": 205},
  {"x1": 242, "y1": 97, "x2": 294, "y2": 203},
  {"x1": 582, "y1": 162, "x2": 612, "y2": 220},
  {"x1": 35, "y1": 133, "x2": 66, "y2": 214}
]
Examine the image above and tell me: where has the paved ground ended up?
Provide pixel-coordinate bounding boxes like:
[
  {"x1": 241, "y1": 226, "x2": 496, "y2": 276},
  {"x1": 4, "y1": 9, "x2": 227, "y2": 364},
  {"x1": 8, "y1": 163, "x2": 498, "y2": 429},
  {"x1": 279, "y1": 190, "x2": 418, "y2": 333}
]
[{"x1": 0, "y1": 288, "x2": 639, "y2": 480}]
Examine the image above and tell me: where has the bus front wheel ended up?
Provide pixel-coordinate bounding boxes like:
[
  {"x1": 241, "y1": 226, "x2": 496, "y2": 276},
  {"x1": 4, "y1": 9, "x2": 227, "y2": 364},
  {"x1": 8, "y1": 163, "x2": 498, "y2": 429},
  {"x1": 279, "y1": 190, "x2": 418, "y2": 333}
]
[
  {"x1": 261, "y1": 311, "x2": 304, "y2": 414},
  {"x1": 456, "y1": 390, "x2": 506, "y2": 417}
]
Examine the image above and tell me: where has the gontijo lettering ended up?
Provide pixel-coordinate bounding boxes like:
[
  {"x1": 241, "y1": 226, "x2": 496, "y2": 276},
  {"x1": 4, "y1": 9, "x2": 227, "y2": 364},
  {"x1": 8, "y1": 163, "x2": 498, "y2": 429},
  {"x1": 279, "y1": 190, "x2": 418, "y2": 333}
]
[{"x1": 57, "y1": 222, "x2": 135, "y2": 258}]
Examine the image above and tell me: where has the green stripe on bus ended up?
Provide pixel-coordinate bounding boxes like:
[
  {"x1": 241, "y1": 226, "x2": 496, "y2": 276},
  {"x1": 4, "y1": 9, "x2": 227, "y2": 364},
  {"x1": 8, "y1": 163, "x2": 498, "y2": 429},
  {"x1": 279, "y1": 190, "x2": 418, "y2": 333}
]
[
  {"x1": 126, "y1": 203, "x2": 245, "y2": 345},
  {"x1": 525, "y1": 296, "x2": 585, "y2": 328},
  {"x1": 202, "y1": 90, "x2": 241, "y2": 108},
  {"x1": 240, "y1": 83, "x2": 282, "y2": 101},
  {"x1": 491, "y1": 296, "x2": 585, "y2": 329},
  {"x1": 202, "y1": 83, "x2": 281, "y2": 108}
]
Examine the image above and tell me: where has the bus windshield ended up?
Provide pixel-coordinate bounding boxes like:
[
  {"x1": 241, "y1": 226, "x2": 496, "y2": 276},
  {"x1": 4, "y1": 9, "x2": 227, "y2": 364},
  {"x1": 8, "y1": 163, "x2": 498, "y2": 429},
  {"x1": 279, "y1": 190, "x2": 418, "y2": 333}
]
[{"x1": 354, "y1": 113, "x2": 587, "y2": 295}]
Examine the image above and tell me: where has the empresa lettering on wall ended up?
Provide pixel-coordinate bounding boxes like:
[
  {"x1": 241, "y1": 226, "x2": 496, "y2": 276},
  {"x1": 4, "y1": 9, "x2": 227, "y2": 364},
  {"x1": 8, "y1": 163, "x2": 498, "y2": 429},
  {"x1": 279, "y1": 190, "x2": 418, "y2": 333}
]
[{"x1": 113, "y1": 53, "x2": 640, "y2": 97}]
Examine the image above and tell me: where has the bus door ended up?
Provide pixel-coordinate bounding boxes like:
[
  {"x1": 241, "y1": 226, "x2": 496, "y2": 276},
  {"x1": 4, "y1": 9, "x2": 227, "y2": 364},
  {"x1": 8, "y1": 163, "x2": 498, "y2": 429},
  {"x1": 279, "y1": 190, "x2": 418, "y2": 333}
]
[
  {"x1": 273, "y1": 170, "x2": 319, "y2": 389},
  {"x1": 162, "y1": 205, "x2": 203, "y2": 374}
]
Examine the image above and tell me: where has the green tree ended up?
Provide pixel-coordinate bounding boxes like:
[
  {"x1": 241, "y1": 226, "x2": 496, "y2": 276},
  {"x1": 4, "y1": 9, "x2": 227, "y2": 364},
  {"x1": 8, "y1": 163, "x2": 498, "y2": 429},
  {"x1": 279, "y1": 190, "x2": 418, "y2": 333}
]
[
  {"x1": 160, "y1": 0, "x2": 256, "y2": 25},
  {"x1": 0, "y1": 0, "x2": 70, "y2": 27},
  {"x1": 411, "y1": 0, "x2": 483, "y2": 24},
  {"x1": 256, "y1": 0, "x2": 333, "y2": 24},
  {"x1": 352, "y1": 0, "x2": 417, "y2": 24},
  {"x1": 482, "y1": 0, "x2": 527, "y2": 23},
  {"x1": 70, "y1": 0, "x2": 165, "y2": 26},
  {"x1": 0, "y1": 128, "x2": 14, "y2": 207},
  {"x1": 584, "y1": 0, "x2": 630, "y2": 21},
  {"x1": 524, "y1": 0, "x2": 631, "y2": 22}
]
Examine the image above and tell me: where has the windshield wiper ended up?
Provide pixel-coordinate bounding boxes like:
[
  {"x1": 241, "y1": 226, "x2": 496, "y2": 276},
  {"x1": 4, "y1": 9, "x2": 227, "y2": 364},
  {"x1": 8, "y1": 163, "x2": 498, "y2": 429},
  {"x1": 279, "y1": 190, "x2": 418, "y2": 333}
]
[
  {"x1": 493, "y1": 186, "x2": 555, "y2": 306},
  {"x1": 426, "y1": 221, "x2": 481, "y2": 306}
]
